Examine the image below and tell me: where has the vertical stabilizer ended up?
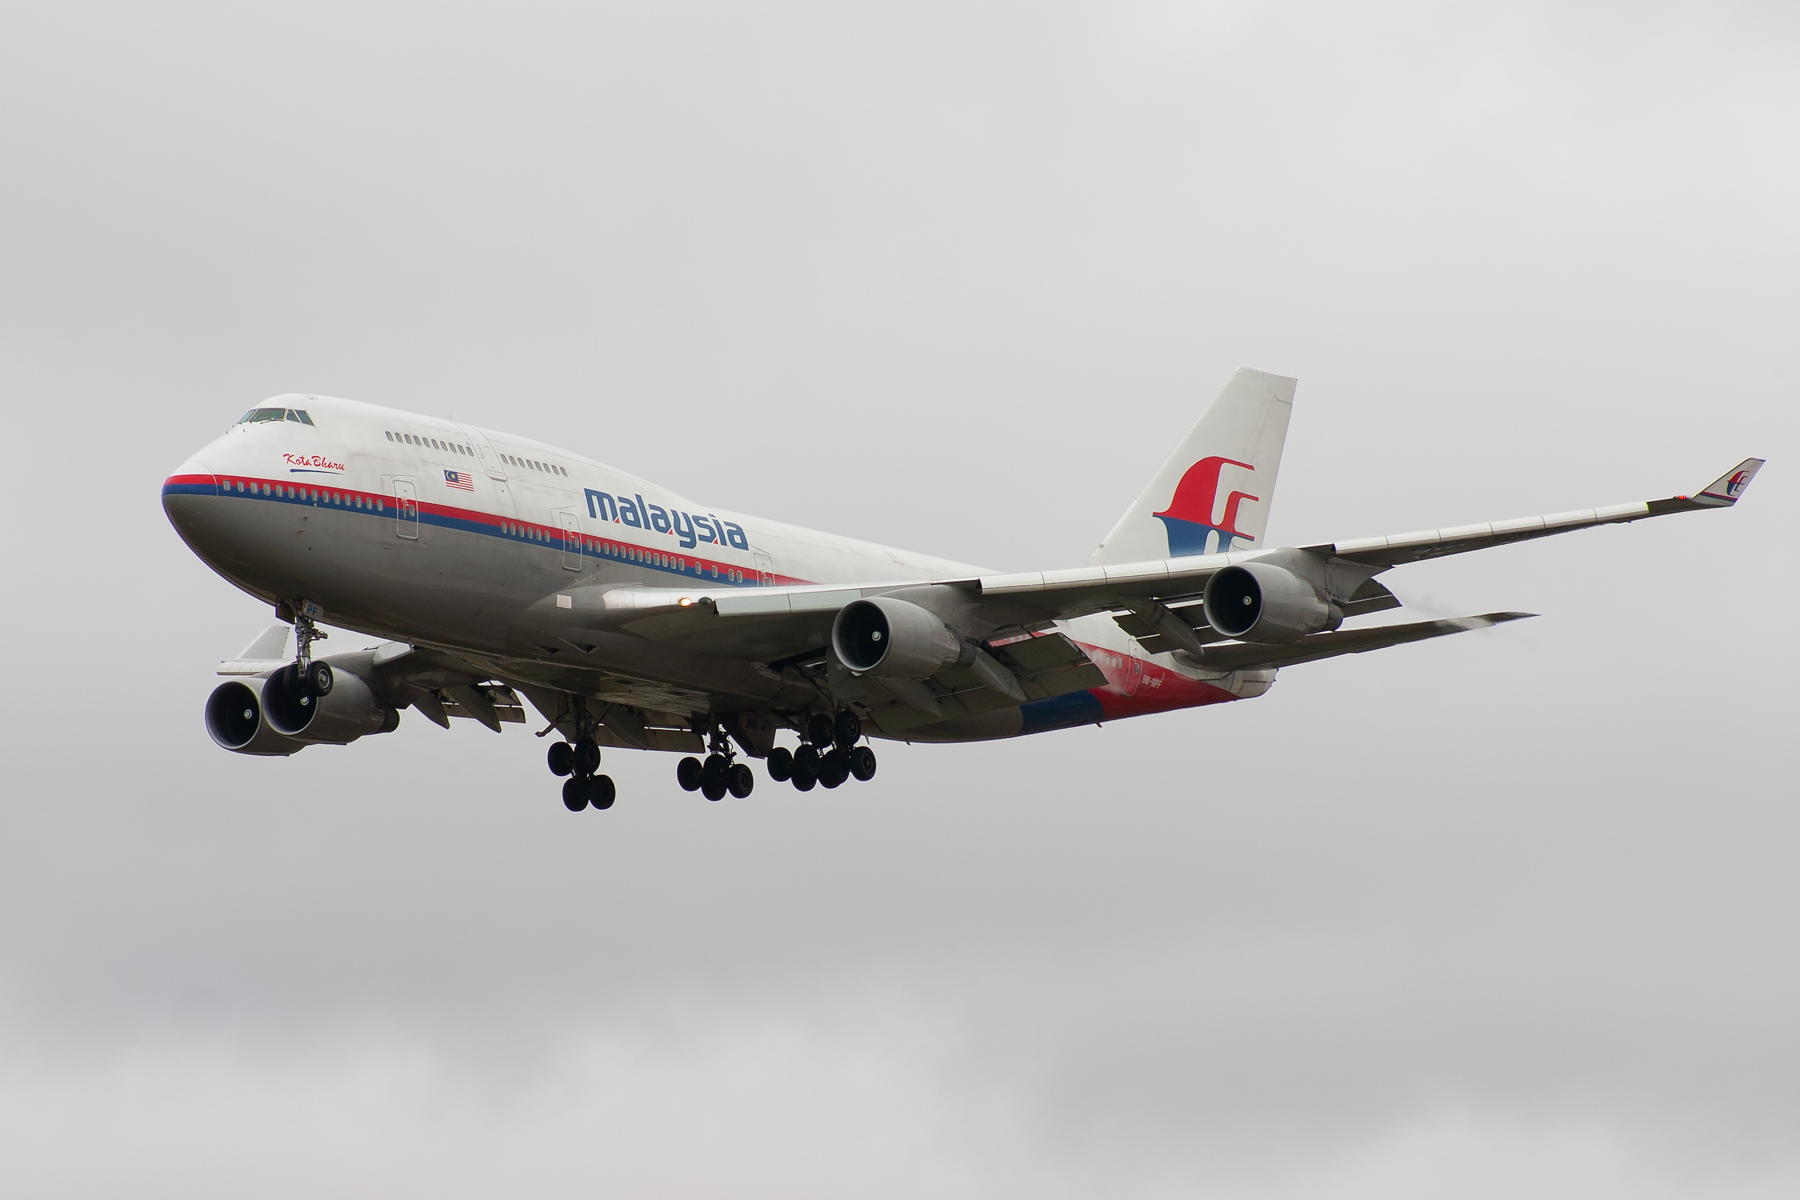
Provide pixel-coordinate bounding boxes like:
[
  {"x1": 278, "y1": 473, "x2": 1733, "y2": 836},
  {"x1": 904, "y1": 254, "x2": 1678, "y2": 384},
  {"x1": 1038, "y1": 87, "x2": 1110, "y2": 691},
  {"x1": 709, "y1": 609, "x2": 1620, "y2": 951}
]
[{"x1": 1088, "y1": 368, "x2": 1295, "y2": 565}]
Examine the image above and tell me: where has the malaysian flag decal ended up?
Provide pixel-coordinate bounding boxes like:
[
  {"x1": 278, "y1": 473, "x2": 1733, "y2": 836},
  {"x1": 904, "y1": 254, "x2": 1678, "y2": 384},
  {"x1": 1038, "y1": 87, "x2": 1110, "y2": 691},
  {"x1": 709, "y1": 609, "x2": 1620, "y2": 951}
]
[{"x1": 444, "y1": 470, "x2": 474, "y2": 491}]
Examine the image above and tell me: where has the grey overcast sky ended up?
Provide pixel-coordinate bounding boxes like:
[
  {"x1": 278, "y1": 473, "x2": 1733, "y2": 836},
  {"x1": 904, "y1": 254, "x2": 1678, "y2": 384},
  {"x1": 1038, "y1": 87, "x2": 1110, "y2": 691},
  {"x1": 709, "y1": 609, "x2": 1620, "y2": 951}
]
[{"x1": 1, "y1": 2, "x2": 1795, "y2": 1196}]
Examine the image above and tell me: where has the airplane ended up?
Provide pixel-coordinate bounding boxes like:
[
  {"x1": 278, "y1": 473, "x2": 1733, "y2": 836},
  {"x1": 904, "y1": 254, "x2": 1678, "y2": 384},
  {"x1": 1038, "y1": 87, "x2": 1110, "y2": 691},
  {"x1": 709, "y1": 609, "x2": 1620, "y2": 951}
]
[{"x1": 162, "y1": 369, "x2": 1763, "y2": 811}]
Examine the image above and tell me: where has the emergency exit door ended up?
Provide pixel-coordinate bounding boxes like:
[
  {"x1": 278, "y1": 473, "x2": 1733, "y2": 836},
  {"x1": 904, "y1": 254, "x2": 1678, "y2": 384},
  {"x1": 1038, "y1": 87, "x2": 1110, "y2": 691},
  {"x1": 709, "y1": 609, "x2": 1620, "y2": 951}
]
[{"x1": 392, "y1": 478, "x2": 418, "y2": 539}]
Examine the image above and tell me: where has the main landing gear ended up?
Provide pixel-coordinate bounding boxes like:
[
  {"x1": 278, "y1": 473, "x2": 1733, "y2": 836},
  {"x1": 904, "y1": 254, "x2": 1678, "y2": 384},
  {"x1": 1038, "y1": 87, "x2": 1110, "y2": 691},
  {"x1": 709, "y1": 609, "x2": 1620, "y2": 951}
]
[
  {"x1": 677, "y1": 722, "x2": 754, "y2": 802},
  {"x1": 546, "y1": 698, "x2": 615, "y2": 812},
  {"x1": 760, "y1": 709, "x2": 876, "y2": 794}
]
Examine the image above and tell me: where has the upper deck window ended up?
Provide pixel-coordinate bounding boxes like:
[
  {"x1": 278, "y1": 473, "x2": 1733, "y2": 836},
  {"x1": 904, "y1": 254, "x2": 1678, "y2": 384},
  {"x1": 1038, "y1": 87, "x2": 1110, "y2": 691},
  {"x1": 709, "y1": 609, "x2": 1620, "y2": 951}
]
[{"x1": 237, "y1": 407, "x2": 314, "y2": 426}]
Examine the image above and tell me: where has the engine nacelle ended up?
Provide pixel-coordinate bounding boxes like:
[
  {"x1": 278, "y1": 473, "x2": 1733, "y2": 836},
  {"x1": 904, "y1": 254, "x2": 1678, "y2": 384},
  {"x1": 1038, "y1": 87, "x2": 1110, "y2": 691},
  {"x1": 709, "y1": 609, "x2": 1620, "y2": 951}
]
[
  {"x1": 1202, "y1": 563, "x2": 1341, "y2": 644},
  {"x1": 205, "y1": 679, "x2": 308, "y2": 756},
  {"x1": 260, "y1": 664, "x2": 400, "y2": 744},
  {"x1": 832, "y1": 597, "x2": 962, "y2": 680}
]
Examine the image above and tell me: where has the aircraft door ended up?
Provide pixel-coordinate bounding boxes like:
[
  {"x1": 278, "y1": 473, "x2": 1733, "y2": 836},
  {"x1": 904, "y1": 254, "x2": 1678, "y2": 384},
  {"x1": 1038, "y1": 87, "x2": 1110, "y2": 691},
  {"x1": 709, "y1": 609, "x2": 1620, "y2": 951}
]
[
  {"x1": 753, "y1": 551, "x2": 773, "y2": 585},
  {"x1": 392, "y1": 478, "x2": 418, "y2": 539},
  {"x1": 559, "y1": 511, "x2": 582, "y2": 571},
  {"x1": 1121, "y1": 651, "x2": 1144, "y2": 695},
  {"x1": 455, "y1": 424, "x2": 510, "y2": 481}
]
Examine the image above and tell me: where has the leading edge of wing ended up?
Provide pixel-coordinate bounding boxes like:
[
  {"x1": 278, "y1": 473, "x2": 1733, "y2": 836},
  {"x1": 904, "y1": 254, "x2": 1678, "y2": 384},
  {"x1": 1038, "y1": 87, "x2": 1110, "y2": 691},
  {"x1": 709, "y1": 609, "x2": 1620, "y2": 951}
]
[{"x1": 1305, "y1": 457, "x2": 1765, "y2": 570}]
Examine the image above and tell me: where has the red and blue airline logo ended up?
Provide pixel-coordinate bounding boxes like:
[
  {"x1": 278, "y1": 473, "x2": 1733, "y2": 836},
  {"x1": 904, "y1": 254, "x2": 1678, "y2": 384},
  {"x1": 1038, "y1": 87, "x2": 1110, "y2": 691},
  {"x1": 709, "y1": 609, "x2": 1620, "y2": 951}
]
[
  {"x1": 1726, "y1": 470, "x2": 1751, "y2": 497},
  {"x1": 1154, "y1": 456, "x2": 1259, "y2": 556}
]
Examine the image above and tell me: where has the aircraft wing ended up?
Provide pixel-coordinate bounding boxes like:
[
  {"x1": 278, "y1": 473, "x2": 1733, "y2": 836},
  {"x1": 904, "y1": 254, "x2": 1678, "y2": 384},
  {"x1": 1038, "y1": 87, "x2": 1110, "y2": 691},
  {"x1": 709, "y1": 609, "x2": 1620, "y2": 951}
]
[
  {"x1": 967, "y1": 457, "x2": 1766, "y2": 622},
  {"x1": 521, "y1": 458, "x2": 1761, "y2": 663},
  {"x1": 1301, "y1": 457, "x2": 1766, "y2": 571}
]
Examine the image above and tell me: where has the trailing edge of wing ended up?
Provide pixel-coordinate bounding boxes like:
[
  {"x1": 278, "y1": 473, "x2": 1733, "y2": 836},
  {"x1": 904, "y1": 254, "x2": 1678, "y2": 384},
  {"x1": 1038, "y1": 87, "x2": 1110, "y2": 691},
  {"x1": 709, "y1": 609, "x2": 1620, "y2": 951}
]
[{"x1": 1179, "y1": 612, "x2": 1534, "y2": 671}]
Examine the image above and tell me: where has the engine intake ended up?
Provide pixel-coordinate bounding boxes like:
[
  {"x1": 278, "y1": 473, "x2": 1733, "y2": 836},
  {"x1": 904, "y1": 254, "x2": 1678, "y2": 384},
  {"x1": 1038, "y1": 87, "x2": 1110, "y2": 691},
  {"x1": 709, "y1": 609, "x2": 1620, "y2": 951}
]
[
  {"x1": 261, "y1": 663, "x2": 399, "y2": 743},
  {"x1": 832, "y1": 597, "x2": 962, "y2": 679},
  {"x1": 1202, "y1": 562, "x2": 1340, "y2": 643},
  {"x1": 205, "y1": 680, "x2": 307, "y2": 756}
]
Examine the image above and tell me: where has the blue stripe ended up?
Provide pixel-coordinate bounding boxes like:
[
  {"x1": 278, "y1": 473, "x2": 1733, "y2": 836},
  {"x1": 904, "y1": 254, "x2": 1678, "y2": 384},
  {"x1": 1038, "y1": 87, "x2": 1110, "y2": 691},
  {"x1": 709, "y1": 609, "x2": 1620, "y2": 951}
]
[
  {"x1": 1017, "y1": 689, "x2": 1105, "y2": 734},
  {"x1": 165, "y1": 480, "x2": 763, "y2": 586}
]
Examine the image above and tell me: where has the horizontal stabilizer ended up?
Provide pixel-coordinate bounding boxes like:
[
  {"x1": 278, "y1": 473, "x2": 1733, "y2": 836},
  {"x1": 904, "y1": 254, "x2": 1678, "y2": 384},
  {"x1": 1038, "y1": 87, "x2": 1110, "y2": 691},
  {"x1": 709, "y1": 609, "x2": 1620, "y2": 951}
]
[{"x1": 1179, "y1": 612, "x2": 1533, "y2": 672}]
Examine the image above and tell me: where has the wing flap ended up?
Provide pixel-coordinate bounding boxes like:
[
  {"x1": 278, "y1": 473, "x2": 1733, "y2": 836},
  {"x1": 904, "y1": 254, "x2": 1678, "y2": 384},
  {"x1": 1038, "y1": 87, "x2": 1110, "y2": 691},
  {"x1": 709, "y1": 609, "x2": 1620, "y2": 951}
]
[{"x1": 1182, "y1": 612, "x2": 1533, "y2": 671}]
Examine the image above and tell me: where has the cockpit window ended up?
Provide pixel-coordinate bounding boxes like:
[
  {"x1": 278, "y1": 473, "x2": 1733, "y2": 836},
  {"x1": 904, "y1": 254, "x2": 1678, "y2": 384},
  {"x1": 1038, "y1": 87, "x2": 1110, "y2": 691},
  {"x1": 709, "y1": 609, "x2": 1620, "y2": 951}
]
[{"x1": 237, "y1": 407, "x2": 314, "y2": 426}]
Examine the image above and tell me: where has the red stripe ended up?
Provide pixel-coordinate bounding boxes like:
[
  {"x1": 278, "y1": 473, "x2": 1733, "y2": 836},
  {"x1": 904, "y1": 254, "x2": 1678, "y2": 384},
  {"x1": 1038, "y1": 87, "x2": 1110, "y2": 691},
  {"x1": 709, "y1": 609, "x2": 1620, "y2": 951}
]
[{"x1": 192, "y1": 471, "x2": 810, "y2": 586}]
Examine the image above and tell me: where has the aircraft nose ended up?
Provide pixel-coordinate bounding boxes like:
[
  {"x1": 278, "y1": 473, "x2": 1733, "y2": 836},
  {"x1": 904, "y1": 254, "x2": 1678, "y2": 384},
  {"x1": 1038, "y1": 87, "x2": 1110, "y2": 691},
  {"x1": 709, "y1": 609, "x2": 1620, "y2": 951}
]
[{"x1": 161, "y1": 457, "x2": 219, "y2": 543}]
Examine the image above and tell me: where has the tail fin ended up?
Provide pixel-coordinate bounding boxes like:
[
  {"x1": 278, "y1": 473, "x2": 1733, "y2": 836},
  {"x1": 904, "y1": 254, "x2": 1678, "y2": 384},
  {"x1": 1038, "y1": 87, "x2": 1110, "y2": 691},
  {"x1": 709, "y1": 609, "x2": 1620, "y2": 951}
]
[{"x1": 1088, "y1": 367, "x2": 1296, "y2": 565}]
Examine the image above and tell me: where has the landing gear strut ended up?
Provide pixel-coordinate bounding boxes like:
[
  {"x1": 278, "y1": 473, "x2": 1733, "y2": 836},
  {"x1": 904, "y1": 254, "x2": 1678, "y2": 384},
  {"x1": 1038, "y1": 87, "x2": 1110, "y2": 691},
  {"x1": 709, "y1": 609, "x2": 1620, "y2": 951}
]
[
  {"x1": 545, "y1": 697, "x2": 615, "y2": 812},
  {"x1": 290, "y1": 603, "x2": 333, "y2": 697}
]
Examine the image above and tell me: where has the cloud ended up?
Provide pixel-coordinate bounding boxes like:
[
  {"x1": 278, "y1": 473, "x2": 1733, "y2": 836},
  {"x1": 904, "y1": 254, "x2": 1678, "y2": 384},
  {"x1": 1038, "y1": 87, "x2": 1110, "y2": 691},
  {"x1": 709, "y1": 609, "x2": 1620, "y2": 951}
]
[{"x1": 0, "y1": 1, "x2": 1795, "y2": 1194}]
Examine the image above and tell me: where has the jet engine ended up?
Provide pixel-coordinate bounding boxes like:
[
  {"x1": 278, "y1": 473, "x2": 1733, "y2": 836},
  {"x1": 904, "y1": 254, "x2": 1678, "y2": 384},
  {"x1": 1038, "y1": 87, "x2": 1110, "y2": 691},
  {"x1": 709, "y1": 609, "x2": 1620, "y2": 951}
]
[
  {"x1": 832, "y1": 597, "x2": 962, "y2": 679},
  {"x1": 1202, "y1": 562, "x2": 1341, "y2": 643},
  {"x1": 259, "y1": 663, "x2": 400, "y2": 744},
  {"x1": 205, "y1": 679, "x2": 309, "y2": 756}
]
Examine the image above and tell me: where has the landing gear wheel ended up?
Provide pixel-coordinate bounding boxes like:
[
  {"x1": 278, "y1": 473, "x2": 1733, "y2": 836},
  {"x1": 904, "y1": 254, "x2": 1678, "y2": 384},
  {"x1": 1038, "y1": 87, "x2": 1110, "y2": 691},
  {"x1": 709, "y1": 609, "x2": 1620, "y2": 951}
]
[
  {"x1": 304, "y1": 661, "x2": 334, "y2": 697},
  {"x1": 833, "y1": 709, "x2": 861, "y2": 750},
  {"x1": 562, "y1": 776, "x2": 590, "y2": 811},
  {"x1": 793, "y1": 744, "x2": 819, "y2": 781},
  {"x1": 819, "y1": 748, "x2": 850, "y2": 789},
  {"x1": 702, "y1": 777, "x2": 727, "y2": 802},
  {"x1": 849, "y1": 745, "x2": 877, "y2": 782},
  {"x1": 701, "y1": 753, "x2": 729, "y2": 792},
  {"x1": 806, "y1": 713, "x2": 834, "y2": 748},
  {"x1": 791, "y1": 745, "x2": 819, "y2": 791},
  {"x1": 573, "y1": 737, "x2": 601, "y2": 775},
  {"x1": 588, "y1": 775, "x2": 616, "y2": 810},
  {"x1": 547, "y1": 741, "x2": 574, "y2": 777},
  {"x1": 727, "y1": 763, "x2": 754, "y2": 799},
  {"x1": 766, "y1": 746, "x2": 793, "y2": 782},
  {"x1": 676, "y1": 756, "x2": 703, "y2": 792}
]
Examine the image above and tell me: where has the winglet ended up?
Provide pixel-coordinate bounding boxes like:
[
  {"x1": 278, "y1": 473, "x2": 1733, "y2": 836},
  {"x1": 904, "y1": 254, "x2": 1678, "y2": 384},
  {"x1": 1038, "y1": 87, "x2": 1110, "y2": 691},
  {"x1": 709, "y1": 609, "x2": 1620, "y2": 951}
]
[
  {"x1": 1647, "y1": 458, "x2": 1764, "y2": 516},
  {"x1": 1692, "y1": 458, "x2": 1765, "y2": 507}
]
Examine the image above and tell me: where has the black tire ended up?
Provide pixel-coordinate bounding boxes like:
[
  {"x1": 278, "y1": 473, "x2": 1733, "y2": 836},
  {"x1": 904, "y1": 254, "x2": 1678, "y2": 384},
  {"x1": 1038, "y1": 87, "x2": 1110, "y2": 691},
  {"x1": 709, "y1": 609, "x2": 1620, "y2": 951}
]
[
  {"x1": 589, "y1": 775, "x2": 616, "y2": 810},
  {"x1": 791, "y1": 747, "x2": 819, "y2": 791},
  {"x1": 562, "y1": 776, "x2": 589, "y2": 811},
  {"x1": 849, "y1": 745, "x2": 877, "y2": 782},
  {"x1": 573, "y1": 737, "x2": 601, "y2": 775},
  {"x1": 701, "y1": 753, "x2": 729, "y2": 793},
  {"x1": 766, "y1": 746, "x2": 793, "y2": 782},
  {"x1": 702, "y1": 777, "x2": 727, "y2": 802},
  {"x1": 304, "y1": 661, "x2": 334, "y2": 697},
  {"x1": 676, "y1": 756, "x2": 703, "y2": 792},
  {"x1": 819, "y1": 748, "x2": 849, "y2": 789},
  {"x1": 794, "y1": 743, "x2": 820, "y2": 777},
  {"x1": 833, "y1": 709, "x2": 861, "y2": 749},
  {"x1": 547, "y1": 741, "x2": 574, "y2": 777},
  {"x1": 728, "y1": 763, "x2": 754, "y2": 799},
  {"x1": 807, "y1": 712, "x2": 834, "y2": 748}
]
